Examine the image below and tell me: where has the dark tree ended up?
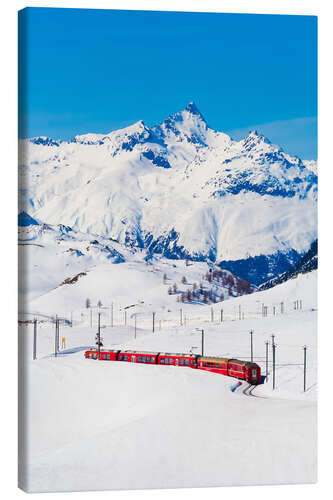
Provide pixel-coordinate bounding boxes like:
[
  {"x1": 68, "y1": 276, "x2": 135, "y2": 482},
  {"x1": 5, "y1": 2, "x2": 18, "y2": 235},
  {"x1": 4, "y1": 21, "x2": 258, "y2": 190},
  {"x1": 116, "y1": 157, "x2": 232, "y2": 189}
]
[
  {"x1": 85, "y1": 298, "x2": 91, "y2": 309},
  {"x1": 181, "y1": 276, "x2": 187, "y2": 284}
]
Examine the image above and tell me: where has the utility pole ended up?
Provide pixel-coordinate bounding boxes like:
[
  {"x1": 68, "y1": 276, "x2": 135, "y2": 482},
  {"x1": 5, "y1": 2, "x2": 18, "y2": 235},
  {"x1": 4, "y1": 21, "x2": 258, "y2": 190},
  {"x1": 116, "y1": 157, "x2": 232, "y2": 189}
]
[
  {"x1": 97, "y1": 312, "x2": 101, "y2": 359},
  {"x1": 265, "y1": 341, "x2": 269, "y2": 382},
  {"x1": 300, "y1": 300, "x2": 302, "y2": 310},
  {"x1": 303, "y1": 346, "x2": 307, "y2": 392},
  {"x1": 201, "y1": 329, "x2": 204, "y2": 356},
  {"x1": 124, "y1": 310, "x2": 127, "y2": 326},
  {"x1": 180, "y1": 308, "x2": 183, "y2": 326},
  {"x1": 221, "y1": 309, "x2": 223, "y2": 323},
  {"x1": 152, "y1": 312, "x2": 155, "y2": 332},
  {"x1": 272, "y1": 338, "x2": 276, "y2": 390},
  {"x1": 33, "y1": 318, "x2": 37, "y2": 360},
  {"x1": 280, "y1": 302, "x2": 284, "y2": 314},
  {"x1": 54, "y1": 317, "x2": 59, "y2": 358},
  {"x1": 249, "y1": 330, "x2": 253, "y2": 363},
  {"x1": 211, "y1": 307, "x2": 214, "y2": 322}
]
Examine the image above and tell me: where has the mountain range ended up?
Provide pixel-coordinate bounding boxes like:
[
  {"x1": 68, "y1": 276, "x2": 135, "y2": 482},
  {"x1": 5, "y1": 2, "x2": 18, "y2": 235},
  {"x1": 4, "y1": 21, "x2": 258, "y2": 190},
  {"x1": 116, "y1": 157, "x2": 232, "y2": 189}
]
[{"x1": 18, "y1": 102, "x2": 317, "y2": 285}]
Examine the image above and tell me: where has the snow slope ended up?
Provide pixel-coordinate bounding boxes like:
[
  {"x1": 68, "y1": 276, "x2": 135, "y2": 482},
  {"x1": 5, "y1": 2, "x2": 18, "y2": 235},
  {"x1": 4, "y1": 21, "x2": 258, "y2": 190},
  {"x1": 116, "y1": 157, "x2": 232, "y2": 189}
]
[
  {"x1": 19, "y1": 270, "x2": 317, "y2": 492},
  {"x1": 18, "y1": 103, "x2": 317, "y2": 284}
]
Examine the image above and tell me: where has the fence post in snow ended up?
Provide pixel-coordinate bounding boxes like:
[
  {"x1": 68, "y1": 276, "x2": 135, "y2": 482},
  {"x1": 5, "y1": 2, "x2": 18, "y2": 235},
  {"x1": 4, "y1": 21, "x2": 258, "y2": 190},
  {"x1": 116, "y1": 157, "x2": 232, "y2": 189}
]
[
  {"x1": 221, "y1": 309, "x2": 223, "y2": 322},
  {"x1": 33, "y1": 318, "x2": 37, "y2": 360},
  {"x1": 211, "y1": 307, "x2": 214, "y2": 322},
  {"x1": 280, "y1": 302, "x2": 284, "y2": 314},
  {"x1": 152, "y1": 312, "x2": 155, "y2": 332},
  {"x1": 180, "y1": 308, "x2": 183, "y2": 326}
]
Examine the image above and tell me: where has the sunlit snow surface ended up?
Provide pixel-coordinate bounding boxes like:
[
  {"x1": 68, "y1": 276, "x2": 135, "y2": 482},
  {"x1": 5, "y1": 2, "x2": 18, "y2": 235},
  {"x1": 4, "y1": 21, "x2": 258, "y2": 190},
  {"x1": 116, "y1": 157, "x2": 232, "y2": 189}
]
[{"x1": 19, "y1": 271, "x2": 317, "y2": 492}]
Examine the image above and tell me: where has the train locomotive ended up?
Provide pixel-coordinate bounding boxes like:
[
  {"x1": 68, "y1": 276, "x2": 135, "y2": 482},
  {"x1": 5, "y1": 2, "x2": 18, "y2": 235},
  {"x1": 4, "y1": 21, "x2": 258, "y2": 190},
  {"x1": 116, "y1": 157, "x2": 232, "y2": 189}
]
[{"x1": 85, "y1": 348, "x2": 261, "y2": 384}]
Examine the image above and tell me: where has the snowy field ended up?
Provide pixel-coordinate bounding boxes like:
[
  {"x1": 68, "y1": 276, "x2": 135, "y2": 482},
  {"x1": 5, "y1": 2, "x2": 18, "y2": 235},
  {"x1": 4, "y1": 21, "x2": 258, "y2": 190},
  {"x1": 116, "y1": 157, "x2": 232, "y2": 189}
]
[{"x1": 19, "y1": 270, "x2": 317, "y2": 492}]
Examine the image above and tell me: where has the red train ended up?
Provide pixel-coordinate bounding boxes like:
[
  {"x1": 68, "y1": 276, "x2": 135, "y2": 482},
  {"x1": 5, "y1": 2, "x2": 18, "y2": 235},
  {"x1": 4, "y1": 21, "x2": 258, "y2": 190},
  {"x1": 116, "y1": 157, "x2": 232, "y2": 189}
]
[{"x1": 85, "y1": 348, "x2": 261, "y2": 384}]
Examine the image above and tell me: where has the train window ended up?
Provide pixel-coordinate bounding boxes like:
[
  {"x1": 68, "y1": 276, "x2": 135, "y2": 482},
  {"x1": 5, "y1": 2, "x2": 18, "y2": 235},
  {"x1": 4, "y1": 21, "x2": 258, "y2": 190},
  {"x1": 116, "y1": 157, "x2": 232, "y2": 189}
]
[
  {"x1": 160, "y1": 358, "x2": 165, "y2": 364},
  {"x1": 184, "y1": 359, "x2": 189, "y2": 366},
  {"x1": 168, "y1": 358, "x2": 174, "y2": 364},
  {"x1": 180, "y1": 359, "x2": 184, "y2": 365}
]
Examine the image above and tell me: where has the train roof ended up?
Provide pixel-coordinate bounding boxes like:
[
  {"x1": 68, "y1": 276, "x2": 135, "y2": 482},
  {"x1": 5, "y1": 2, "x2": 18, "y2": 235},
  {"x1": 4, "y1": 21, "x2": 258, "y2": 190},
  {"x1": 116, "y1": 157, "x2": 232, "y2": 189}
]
[
  {"x1": 159, "y1": 352, "x2": 197, "y2": 358},
  {"x1": 86, "y1": 347, "x2": 120, "y2": 352},
  {"x1": 119, "y1": 350, "x2": 159, "y2": 355},
  {"x1": 198, "y1": 356, "x2": 230, "y2": 363}
]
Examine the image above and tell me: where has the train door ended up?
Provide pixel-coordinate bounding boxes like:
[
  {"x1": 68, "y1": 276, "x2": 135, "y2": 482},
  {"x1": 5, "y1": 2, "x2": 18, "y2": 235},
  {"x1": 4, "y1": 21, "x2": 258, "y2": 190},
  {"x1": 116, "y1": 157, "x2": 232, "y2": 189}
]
[
  {"x1": 132, "y1": 355, "x2": 136, "y2": 363},
  {"x1": 175, "y1": 358, "x2": 179, "y2": 366},
  {"x1": 251, "y1": 368, "x2": 257, "y2": 382}
]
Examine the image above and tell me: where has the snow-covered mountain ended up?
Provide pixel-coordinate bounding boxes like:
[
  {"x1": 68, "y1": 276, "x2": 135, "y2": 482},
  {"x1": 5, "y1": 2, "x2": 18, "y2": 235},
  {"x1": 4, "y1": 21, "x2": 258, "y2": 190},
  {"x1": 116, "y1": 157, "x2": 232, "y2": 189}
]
[
  {"x1": 18, "y1": 212, "x2": 254, "y2": 312},
  {"x1": 18, "y1": 102, "x2": 317, "y2": 285}
]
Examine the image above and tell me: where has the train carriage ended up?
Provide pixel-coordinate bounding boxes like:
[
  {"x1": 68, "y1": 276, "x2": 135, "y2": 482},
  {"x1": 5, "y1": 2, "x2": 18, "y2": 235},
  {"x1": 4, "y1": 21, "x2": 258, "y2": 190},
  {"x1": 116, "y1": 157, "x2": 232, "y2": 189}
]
[
  {"x1": 118, "y1": 350, "x2": 159, "y2": 364},
  {"x1": 157, "y1": 352, "x2": 197, "y2": 368},
  {"x1": 85, "y1": 348, "x2": 119, "y2": 361},
  {"x1": 197, "y1": 356, "x2": 229, "y2": 376}
]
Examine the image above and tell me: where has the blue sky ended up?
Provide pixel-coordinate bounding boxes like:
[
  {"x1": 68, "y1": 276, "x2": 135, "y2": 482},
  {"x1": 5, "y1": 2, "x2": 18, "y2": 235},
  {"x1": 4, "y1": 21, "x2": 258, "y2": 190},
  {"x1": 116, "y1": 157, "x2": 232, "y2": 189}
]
[{"x1": 18, "y1": 8, "x2": 317, "y2": 159}]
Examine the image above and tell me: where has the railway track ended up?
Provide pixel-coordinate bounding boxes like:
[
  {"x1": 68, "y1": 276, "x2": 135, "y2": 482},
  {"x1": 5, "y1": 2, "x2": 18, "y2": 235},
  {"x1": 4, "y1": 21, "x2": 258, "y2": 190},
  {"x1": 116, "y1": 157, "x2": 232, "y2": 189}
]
[{"x1": 242, "y1": 383, "x2": 256, "y2": 396}]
